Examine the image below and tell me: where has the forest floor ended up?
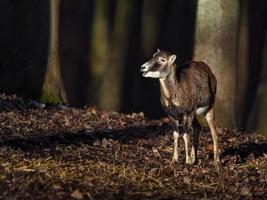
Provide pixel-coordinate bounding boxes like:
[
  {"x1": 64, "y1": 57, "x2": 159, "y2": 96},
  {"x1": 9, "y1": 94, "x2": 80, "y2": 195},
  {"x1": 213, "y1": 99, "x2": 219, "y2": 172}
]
[{"x1": 0, "y1": 94, "x2": 267, "y2": 200}]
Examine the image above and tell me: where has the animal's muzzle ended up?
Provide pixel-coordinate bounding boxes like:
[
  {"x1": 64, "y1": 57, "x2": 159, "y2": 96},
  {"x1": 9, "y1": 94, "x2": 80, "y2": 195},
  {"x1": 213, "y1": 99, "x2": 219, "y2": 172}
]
[
  {"x1": 140, "y1": 63, "x2": 151, "y2": 77},
  {"x1": 140, "y1": 65, "x2": 147, "y2": 72},
  {"x1": 141, "y1": 61, "x2": 153, "y2": 71}
]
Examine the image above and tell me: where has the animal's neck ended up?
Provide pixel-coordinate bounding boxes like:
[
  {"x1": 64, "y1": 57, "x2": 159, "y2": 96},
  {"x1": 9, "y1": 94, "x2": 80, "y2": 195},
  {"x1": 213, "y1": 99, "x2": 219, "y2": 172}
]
[{"x1": 159, "y1": 65, "x2": 178, "y2": 99}]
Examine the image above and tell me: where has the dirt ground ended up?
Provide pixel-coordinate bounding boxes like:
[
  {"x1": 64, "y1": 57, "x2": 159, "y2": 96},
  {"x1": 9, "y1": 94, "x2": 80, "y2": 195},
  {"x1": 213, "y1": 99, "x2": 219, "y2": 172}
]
[{"x1": 0, "y1": 94, "x2": 267, "y2": 200}]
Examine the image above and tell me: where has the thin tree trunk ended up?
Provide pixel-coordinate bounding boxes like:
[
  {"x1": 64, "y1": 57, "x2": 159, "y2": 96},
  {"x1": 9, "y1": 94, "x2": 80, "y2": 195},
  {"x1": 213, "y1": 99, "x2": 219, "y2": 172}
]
[
  {"x1": 41, "y1": 0, "x2": 66, "y2": 103},
  {"x1": 141, "y1": 0, "x2": 165, "y2": 57},
  {"x1": 245, "y1": 0, "x2": 267, "y2": 130},
  {"x1": 99, "y1": 0, "x2": 132, "y2": 111},
  {"x1": 236, "y1": 1, "x2": 249, "y2": 127},
  {"x1": 253, "y1": 32, "x2": 267, "y2": 135},
  {"x1": 58, "y1": 0, "x2": 92, "y2": 107},
  {"x1": 134, "y1": 0, "x2": 170, "y2": 118},
  {"x1": 194, "y1": 0, "x2": 240, "y2": 128},
  {"x1": 88, "y1": 0, "x2": 109, "y2": 106}
]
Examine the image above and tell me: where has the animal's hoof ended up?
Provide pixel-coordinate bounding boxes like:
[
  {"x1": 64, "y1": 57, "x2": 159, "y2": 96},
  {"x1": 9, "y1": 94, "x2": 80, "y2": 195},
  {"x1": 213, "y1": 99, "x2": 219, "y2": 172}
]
[
  {"x1": 214, "y1": 153, "x2": 220, "y2": 163},
  {"x1": 185, "y1": 157, "x2": 194, "y2": 165},
  {"x1": 190, "y1": 159, "x2": 196, "y2": 165},
  {"x1": 190, "y1": 155, "x2": 196, "y2": 165},
  {"x1": 186, "y1": 161, "x2": 194, "y2": 165},
  {"x1": 171, "y1": 157, "x2": 178, "y2": 165},
  {"x1": 214, "y1": 157, "x2": 220, "y2": 164}
]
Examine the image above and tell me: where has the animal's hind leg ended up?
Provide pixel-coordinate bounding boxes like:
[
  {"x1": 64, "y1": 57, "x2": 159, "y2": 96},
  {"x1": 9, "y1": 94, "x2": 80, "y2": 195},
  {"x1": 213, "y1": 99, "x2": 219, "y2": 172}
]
[
  {"x1": 183, "y1": 113, "x2": 194, "y2": 164},
  {"x1": 205, "y1": 108, "x2": 220, "y2": 163},
  {"x1": 191, "y1": 118, "x2": 201, "y2": 163}
]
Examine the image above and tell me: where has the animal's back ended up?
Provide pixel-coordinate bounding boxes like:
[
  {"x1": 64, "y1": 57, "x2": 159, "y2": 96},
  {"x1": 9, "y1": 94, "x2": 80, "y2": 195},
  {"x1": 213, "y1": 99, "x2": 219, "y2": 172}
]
[{"x1": 177, "y1": 61, "x2": 217, "y2": 108}]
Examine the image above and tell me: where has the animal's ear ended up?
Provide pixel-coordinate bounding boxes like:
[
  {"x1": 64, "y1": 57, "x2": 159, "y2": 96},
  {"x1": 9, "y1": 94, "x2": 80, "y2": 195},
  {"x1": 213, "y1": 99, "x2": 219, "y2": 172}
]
[
  {"x1": 153, "y1": 49, "x2": 160, "y2": 57},
  {"x1": 169, "y1": 54, "x2": 176, "y2": 65}
]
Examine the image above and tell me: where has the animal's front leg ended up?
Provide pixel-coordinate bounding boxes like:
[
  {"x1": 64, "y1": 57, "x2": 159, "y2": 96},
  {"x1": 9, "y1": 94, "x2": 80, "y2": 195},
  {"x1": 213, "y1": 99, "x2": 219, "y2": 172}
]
[
  {"x1": 169, "y1": 116, "x2": 180, "y2": 163},
  {"x1": 183, "y1": 133, "x2": 192, "y2": 164},
  {"x1": 183, "y1": 113, "x2": 194, "y2": 164},
  {"x1": 172, "y1": 130, "x2": 179, "y2": 163}
]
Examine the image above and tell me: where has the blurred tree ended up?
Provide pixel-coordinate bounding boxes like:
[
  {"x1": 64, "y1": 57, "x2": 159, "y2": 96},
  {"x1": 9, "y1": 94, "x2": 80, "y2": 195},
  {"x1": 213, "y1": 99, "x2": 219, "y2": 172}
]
[
  {"x1": 0, "y1": 0, "x2": 49, "y2": 98},
  {"x1": 254, "y1": 33, "x2": 267, "y2": 134},
  {"x1": 88, "y1": 0, "x2": 109, "y2": 106},
  {"x1": 134, "y1": 0, "x2": 168, "y2": 118},
  {"x1": 59, "y1": 0, "x2": 92, "y2": 107},
  {"x1": 41, "y1": 0, "x2": 66, "y2": 103},
  {"x1": 141, "y1": 0, "x2": 166, "y2": 57},
  {"x1": 246, "y1": 0, "x2": 267, "y2": 134},
  {"x1": 194, "y1": 0, "x2": 240, "y2": 128},
  {"x1": 236, "y1": 1, "x2": 249, "y2": 127},
  {"x1": 99, "y1": 0, "x2": 133, "y2": 111}
]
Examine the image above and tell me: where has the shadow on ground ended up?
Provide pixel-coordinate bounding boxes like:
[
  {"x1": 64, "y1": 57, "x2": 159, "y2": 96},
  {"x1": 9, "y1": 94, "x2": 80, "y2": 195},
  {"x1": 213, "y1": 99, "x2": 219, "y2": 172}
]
[
  {"x1": 221, "y1": 142, "x2": 267, "y2": 161},
  {"x1": 0, "y1": 124, "x2": 172, "y2": 152},
  {"x1": 2, "y1": 123, "x2": 267, "y2": 165}
]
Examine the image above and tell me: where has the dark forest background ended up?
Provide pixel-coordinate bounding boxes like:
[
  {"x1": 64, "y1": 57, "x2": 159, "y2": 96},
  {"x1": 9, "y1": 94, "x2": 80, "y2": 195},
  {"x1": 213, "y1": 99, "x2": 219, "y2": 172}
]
[{"x1": 0, "y1": 0, "x2": 267, "y2": 134}]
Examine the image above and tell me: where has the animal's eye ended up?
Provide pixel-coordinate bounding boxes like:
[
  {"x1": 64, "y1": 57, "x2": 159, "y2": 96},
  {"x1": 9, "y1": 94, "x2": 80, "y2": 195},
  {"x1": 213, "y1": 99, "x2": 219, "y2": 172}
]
[{"x1": 159, "y1": 58, "x2": 166, "y2": 63}]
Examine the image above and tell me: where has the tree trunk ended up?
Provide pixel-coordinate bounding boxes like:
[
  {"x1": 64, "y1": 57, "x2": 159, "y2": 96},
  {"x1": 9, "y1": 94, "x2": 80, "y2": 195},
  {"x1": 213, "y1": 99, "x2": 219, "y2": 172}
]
[
  {"x1": 245, "y1": 0, "x2": 267, "y2": 130},
  {"x1": 41, "y1": 0, "x2": 66, "y2": 103},
  {"x1": 0, "y1": 0, "x2": 49, "y2": 99},
  {"x1": 252, "y1": 31, "x2": 267, "y2": 135},
  {"x1": 88, "y1": 0, "x2": 109, "y2": 106},
  {"x1": 99, "y1": 0, "x2": 132, "y2": 111},
  {"x1": 193, "y1": 0, "x2": 240, "y2": 128},
  {"x1": 130, "y1": 0, "x2": 162, "y2": 115},
  {"x1": 58, "y1": 0, "x2": 92, "y2": 107},
  {"x1": 141, "y1": 0, "x2": 165, "y2": 57},
  {"x1": 236, "y1": 1, "x2": 249, "y2": 127}
]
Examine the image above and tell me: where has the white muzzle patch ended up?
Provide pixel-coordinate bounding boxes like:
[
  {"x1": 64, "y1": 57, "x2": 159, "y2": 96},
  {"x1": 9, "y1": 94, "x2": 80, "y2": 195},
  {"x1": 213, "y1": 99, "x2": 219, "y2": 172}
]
[{"x1": 142, "y1": 71, "x2": 161, "y2": 78}]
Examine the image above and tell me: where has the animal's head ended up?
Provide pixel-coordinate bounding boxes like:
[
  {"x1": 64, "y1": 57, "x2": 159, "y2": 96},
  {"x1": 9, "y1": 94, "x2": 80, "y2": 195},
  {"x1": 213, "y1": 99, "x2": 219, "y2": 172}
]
[{"x1": 140, "y1": 49, "x2": 176, "y2": 79}]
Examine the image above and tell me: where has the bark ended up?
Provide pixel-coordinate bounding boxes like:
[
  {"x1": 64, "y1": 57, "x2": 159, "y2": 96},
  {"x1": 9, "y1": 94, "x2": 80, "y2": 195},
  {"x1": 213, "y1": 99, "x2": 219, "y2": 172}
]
[
  {"x1": 88, "y1": 0, "x2": 109, "y2": 106},
  {"x1": 0, "y1": 0, "x2": 49, "y2": 98},
  {"x1": 128, "y1": 0, "x2": 162, "y2": 115},
  {"x1": 41, "y1": 0, "x2": 66, "y2": 103},
  {"x1": 58, "y1": 0, "x2": 92, "y2": 107},
  {"x1": 245, "y1": 0, "x2": 267, "y2": 130},
  {"x1": 99, "y1": 0, "x2": 132, "y2": 111},
  {"x1": 253, "y1": 33, "x2": 267, "y2": 135},
  {"x1": 236, "y1": 1, "x2": 249, "y2": 127},
  {"x1": 193, "y1": 0, "x2": 240, "y2": 128},
  {"x1": 141, "y1": 0, "x2": 165, "y2": 57}
]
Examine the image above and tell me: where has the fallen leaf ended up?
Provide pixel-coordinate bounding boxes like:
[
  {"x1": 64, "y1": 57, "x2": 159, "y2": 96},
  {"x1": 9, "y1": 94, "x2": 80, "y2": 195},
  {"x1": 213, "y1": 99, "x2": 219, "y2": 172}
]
[
  {"x1": 240, "y1": 186, "x2": 250, "y2": 196},
  {"x1": 71, "y1": 190, "x2": 83, "y2": 200}
]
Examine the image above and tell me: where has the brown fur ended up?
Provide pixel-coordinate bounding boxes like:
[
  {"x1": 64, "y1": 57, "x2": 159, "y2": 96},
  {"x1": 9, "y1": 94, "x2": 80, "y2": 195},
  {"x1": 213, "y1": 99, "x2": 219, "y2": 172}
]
[{"x1": 160, "y1": 61, "x2": 217, "y2": 129}]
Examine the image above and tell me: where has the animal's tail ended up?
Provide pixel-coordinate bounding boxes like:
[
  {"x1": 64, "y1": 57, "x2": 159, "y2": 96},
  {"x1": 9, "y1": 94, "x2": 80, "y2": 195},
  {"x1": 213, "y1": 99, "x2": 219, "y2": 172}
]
[{"x1": 209, "y1": 71, "x2": 217, "y2": 106}]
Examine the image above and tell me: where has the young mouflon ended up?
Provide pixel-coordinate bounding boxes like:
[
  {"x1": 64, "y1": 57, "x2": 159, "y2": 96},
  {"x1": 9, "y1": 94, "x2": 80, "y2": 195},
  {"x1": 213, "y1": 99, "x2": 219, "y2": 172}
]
[{"x1": 140, "y1": 49, "x2": 219, "y2": 164}]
